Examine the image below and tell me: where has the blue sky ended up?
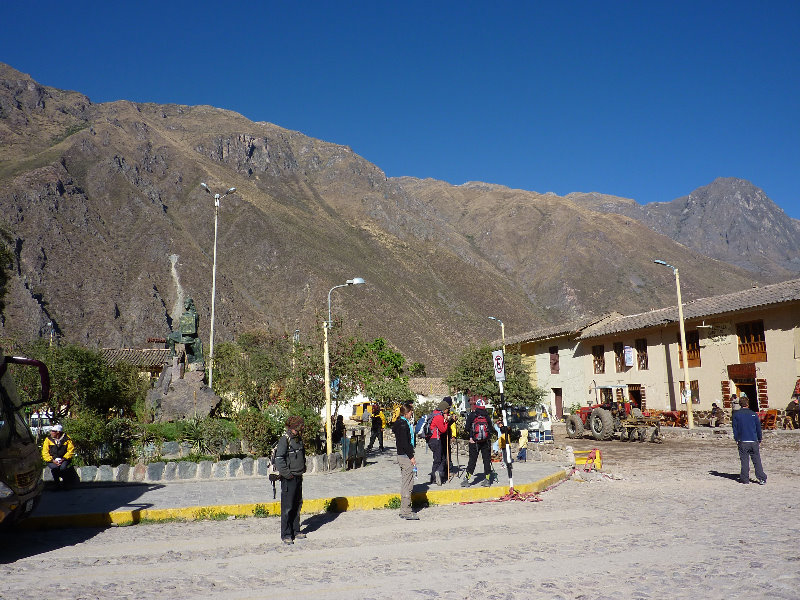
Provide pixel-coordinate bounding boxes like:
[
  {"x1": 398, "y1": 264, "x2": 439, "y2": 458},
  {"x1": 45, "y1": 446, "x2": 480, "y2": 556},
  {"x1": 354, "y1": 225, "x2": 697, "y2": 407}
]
[{"x1": 3, "y1": 1, "x2": 798, "y2": 218}]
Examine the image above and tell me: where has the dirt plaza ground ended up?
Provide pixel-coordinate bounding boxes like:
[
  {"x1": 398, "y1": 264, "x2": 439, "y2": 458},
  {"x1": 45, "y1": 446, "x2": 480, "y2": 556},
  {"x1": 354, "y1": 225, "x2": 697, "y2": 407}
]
[{"x1": 2, "y1": 425, "x2": 799, "y2": 600}]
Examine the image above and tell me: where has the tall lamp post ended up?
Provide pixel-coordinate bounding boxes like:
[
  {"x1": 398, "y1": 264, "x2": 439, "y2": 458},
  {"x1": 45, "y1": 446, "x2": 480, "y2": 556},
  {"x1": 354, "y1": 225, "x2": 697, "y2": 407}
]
[
  {"x1": 323, "y1": 277, "x2": 366, "y2": 455},
  {"x1": 654, "y1": 259, "x2": 694, "y2": 429},
  {"x1": 488, "y1": 316, "x2": 505, "y2": 354},
  {"x1": 200, "y1": 182, "x2": 236, "y2": 390}
]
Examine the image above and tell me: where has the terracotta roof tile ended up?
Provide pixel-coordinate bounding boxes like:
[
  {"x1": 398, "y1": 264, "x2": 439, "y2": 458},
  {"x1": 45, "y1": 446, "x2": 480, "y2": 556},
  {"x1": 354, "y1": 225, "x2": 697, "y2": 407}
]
[{"x1": 579, "y1": 277, "x2": 800, "y2": 339}]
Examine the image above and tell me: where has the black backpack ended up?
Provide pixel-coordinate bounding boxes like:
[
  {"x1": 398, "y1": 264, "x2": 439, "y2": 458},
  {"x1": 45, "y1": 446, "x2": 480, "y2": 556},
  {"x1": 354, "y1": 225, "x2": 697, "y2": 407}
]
[{"x1": 472, "y1": 414, "x2": 489, "y2": 442}]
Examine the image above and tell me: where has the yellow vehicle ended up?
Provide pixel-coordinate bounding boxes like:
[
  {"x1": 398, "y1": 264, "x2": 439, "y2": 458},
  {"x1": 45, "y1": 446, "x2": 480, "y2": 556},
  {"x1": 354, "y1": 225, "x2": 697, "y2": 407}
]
[{"x1": 351, "y1": 401, "x2": 372, "y2": 423}]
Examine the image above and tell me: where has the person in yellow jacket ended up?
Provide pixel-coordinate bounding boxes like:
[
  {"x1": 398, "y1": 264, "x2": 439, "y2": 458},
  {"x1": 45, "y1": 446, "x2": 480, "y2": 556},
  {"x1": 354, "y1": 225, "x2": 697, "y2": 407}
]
[{"x1": 41, "y1": 424, "x2": 76, "y2": 489}]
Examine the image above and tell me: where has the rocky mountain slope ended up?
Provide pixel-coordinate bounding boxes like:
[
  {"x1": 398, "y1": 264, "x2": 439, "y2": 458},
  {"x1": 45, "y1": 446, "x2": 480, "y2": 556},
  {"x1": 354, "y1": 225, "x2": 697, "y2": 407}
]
[{"x1": 0, "y1": 63, "x2": 795, "y2": 373}]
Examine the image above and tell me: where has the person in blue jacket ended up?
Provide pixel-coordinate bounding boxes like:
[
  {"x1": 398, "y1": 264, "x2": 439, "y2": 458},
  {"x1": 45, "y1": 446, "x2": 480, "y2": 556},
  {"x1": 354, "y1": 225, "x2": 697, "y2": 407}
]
[{"x1": 731, "y1": 395, "x2": 767, "y2": 485}]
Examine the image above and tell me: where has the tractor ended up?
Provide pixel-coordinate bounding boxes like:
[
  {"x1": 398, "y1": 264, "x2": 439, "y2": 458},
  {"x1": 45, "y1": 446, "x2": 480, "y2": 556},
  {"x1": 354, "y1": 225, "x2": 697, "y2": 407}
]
[{"x1": 565, "y1": 384, "x2": 662, "y2": 443}]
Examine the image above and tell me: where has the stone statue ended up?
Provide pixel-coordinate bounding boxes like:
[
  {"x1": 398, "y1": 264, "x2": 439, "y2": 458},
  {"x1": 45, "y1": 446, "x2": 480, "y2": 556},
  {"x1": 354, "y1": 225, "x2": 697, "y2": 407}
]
[{"x1": 168, "y1": 297, "x2": 204, "y2": 365}]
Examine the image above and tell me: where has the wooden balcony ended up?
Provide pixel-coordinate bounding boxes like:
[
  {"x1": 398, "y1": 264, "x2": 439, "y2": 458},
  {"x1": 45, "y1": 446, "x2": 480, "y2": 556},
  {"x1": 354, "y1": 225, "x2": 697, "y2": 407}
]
[{"x1": 738, "y1": 340, "x2": 767, "y2": 363}]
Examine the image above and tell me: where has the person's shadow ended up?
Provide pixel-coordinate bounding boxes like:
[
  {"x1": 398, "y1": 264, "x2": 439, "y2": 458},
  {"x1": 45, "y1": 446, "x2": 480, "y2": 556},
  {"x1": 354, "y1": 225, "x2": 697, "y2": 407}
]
[
  {"x1": 301, "y1": 511, "x2": 341, "y2": 534},
  {"x1": 709, "y1": 470, "x2": 741, "y2": 481}
]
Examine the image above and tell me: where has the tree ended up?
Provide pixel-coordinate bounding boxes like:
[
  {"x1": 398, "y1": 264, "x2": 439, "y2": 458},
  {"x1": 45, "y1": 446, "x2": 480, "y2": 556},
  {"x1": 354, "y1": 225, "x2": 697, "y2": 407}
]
[
  {"x1": 212, "y1": 330, "x2": 292, "y2": 410},
  {"x1": 445, "y1": 343, "x2": 545, "y2": 407},
  {"x1": 11, "y1": 340, "x2": 145, "y2": 418}
]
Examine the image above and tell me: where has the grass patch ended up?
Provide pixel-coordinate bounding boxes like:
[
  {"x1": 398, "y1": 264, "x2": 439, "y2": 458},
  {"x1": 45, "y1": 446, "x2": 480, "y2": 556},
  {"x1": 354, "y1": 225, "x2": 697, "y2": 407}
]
[
  {"x1": 384, "y1": 496, "x2": 401, "y2": 509},
  {"x1": 253, "y1": 504, "x2": 271, "y2": 518},
  {"x1": 138, "y1": 516, "x2": 187, "y2": 525},
  {"x1": 193, "y1": 507, "x2": 231, "y2": 521}
]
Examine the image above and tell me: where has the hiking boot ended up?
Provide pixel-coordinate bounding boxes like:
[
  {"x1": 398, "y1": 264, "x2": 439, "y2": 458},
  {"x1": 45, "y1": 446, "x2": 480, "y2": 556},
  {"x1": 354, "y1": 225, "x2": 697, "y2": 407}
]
[
  {"x1": 282, "y1": 538, "x2": 294, "y2": 545},
  {"x1": 482, "y1": 477, "x2": 491, "y2": 487},
  {"x1": 400, "y1": 513, "x2": 420, "y2": 520},
  {"x1": 757, "y1": 479, "x2": 766, "y2": 486},
  {"x1": 460, "y1": 477, "x2": 472, "y2": 488},
  {"x1": 294, "y1": 533, "x2": 307, "y2": 539},
  {"x1": 434, "y1": 472, "x2": 442, "y2": 486}
]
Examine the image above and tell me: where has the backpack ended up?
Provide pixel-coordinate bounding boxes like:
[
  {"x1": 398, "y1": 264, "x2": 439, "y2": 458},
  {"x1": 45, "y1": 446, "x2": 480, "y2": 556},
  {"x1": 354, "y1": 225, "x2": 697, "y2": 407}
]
[
  {"x1": 472, "y1": 413, "x2": 489, "y2": 442},
  {"x1": 416, "y1": 411, "x2": 437, "y2": 440},
  {"x1": 267, "y1": 435, "x2": 288, "y2": 498}
]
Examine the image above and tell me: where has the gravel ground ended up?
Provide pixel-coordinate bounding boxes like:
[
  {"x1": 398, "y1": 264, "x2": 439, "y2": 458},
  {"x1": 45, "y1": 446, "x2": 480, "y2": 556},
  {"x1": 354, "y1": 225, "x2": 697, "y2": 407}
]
[{"x1": 2, "y1": 427, "x2": 798, "y2": 600}]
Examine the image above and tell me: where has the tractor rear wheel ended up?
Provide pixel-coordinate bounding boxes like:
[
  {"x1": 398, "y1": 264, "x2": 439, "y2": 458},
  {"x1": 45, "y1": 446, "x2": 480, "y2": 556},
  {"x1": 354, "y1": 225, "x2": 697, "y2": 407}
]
[
  {"x1": 565, "y1": 414, "x2": 584, "y2": 439},
  {"x1": 590, "y1": 408, "x2": 614, "y2": 440}
]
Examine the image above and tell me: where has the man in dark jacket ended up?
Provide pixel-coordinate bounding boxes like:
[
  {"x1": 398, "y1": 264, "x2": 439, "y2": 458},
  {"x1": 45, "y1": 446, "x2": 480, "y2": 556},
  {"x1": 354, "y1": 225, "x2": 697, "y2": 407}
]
[
  {"x1": 731, "y1": 396, "x2": 766, "y2": 485},
  {"x1": 275, "y1": 416, "x2": 307, "y2": 543},
  {"x1": 461, "y1": 397, "x2": 493, "y2": 487},
  {"x1": 786, "y1": 396, "x2": 799, "y2": 429},
  {"x1": 366, "y1": 404, "x2": 385, "y2": 452}
]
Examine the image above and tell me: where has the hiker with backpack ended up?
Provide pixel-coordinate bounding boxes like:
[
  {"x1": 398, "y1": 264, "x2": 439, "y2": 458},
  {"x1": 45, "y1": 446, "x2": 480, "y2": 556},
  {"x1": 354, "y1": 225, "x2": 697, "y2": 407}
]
[
  {"x1": 461, "y1": 397, "x2": 494, "y2": 487},
  {"x1": 274, "y1": 415, "x2": 307, "y2": 544},
  {"x1": 427, "y1": 400, "x2": 451, "y2": 485}
]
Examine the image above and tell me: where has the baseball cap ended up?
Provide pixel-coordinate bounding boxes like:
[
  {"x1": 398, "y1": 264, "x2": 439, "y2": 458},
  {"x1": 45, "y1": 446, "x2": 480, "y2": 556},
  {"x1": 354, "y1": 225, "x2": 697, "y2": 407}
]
[{"x1": 52, "y1": 424, "x2": 64, "y2": 432}]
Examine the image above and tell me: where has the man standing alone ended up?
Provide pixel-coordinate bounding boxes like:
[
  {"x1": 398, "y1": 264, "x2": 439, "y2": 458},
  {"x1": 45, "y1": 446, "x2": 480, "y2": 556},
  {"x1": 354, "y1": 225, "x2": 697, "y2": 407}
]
[
  {"x1": 731, "y1": 396, "x2": 766, "y2": 485},
  {"x1": 275, "y1": 416, "x2": 307, "y2": 544}
]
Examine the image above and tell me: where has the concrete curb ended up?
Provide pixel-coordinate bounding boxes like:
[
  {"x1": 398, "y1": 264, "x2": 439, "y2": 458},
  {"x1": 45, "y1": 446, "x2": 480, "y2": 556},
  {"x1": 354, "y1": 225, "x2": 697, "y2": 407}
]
[{"x1": 20, "y1": 469, "x2": 570, "y2": 531}]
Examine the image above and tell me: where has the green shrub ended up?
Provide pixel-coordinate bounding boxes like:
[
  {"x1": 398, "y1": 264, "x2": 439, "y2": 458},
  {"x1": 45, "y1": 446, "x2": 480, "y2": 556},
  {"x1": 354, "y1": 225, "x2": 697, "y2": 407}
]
[
  {"x1": 384, "y1": 496, "x2": 401, "y2": 509},
  {"x1": 178, "y1": 417, "x2": 233, "y2": 459},
  {"x1": 63, "y1": 411, "x2": 136, "y2": 465},
  {"x1": 253, "y1": 504, "x2": 271, "y2": 518}
]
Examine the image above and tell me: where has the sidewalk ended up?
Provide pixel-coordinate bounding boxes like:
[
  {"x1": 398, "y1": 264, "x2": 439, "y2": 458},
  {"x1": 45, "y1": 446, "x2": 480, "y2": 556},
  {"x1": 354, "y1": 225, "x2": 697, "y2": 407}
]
[{"x1": 24, "y1": 440, "x2": 567, "y2": 529}]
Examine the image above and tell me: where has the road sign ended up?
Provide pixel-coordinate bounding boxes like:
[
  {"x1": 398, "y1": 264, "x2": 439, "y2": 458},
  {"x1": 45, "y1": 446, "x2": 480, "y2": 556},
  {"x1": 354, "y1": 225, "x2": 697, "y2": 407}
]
[{"x1": 492, "y1": 350, "x2": 505, "y2": 382}]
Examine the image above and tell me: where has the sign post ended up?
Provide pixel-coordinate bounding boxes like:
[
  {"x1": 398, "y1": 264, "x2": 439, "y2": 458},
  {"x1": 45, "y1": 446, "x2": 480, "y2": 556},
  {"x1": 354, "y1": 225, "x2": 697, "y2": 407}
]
[{"x1": 492, "y1": 349, "x2": 513, "y2": 490}]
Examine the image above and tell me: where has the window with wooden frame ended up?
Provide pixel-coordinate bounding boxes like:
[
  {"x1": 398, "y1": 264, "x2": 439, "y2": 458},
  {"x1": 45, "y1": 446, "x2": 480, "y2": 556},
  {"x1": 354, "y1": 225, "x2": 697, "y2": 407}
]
[
  {"x1": 614, "y1": 342, "x2": 624, "y2": 372},
  {"x1": 592, "y1": 344, "x2": 605, "y2": 374},
  {"x1": 736, "y1": 320, "x2": 767, "y2": 363},
  {"x1": 635, "y1": 338, "x2": 648, "y2": 370},
  {"x1": 679, "y1": 380, "x2": 700, "y2": 404},
  {"x1": 678, "y1": 330, "x2": 701, "y2": 368},
  {"x1": 549, "y1": 346, "x2": 559, "y2": 374}
]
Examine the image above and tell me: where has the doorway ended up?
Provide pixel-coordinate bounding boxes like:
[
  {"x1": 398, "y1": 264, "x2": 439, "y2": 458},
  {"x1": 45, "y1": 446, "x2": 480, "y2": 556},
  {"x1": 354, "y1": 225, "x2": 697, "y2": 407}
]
[
  {"x1": 735, "y1": 381, "x2": 757, "y2": 410},
  {"x1": 628, "y1": 384, "x2": 642, "y2": 410},
  {"x1": 553, "y1": 388, "x2": 563, "y2": 419}
]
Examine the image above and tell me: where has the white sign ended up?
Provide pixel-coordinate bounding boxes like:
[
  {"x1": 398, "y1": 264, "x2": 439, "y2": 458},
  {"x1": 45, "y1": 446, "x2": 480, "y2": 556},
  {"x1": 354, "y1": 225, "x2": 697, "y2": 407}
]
[
  {"x1": 492, "y1": 350, "x2": 506, "y2": 382},
  {"x1": 624, "y1": 346, "x2": 634, "y2": 367}
]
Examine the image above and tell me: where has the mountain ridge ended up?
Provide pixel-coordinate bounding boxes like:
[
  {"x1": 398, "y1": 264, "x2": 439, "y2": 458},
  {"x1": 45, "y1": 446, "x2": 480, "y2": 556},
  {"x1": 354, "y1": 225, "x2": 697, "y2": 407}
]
[{"x1": 0, "y1": 63, "x2": 795, "y2": 373}]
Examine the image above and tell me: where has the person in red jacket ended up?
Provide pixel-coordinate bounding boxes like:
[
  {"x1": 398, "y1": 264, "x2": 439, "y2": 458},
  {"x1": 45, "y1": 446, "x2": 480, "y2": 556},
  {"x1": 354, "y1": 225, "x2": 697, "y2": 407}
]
[{"x1": 427, "y1": 400, "x2": 450, "y2": 485}]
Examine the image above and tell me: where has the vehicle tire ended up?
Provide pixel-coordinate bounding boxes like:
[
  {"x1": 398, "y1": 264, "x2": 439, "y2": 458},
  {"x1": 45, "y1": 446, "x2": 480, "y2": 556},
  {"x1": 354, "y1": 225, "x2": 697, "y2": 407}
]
[
  {"x1": 590, "y1": 408, "x2": 614, "y2": 440},
  {"x1": 565, "y1": 414, "x2": 584, "y2": 439}
]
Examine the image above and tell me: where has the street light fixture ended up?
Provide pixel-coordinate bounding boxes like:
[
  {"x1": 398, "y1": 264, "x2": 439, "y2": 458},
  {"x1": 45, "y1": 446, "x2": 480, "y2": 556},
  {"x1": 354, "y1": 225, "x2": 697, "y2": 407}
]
[
  {"x1": 654, "y1": 259, "x2": 694, "y2": 429},
  {"x1": 488, "y1": 316, "x2": 505, "y2": 354},
  {"x1": 200, "y1": 182, "x2": 236, "y2": 390},
  {"x1": 323, "y1": 277, "x2": 366, "y2": 455}
]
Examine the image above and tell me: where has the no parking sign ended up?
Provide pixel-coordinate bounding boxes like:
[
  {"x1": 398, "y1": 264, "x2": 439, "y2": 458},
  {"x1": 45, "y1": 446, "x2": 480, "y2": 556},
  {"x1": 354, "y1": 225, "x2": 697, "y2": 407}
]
[{"x1": 492, "y1": 350, "x2": 505, "y2": 382}]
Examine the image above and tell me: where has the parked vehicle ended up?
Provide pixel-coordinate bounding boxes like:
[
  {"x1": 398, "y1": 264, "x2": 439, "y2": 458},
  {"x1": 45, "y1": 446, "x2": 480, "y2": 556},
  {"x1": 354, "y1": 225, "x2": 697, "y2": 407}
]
[
  {"x1": 507, "y1": 405, "x2": 553, "y2": 442},
  {"x1": 0, "y1": 351, "x2": 50, "y2": 529},
  {"x1": 29, "y1": 411, "x2": 53, "y2": 437},
  {"x1": 565, "y1": 385, "x2": 661, "y2": 442}
]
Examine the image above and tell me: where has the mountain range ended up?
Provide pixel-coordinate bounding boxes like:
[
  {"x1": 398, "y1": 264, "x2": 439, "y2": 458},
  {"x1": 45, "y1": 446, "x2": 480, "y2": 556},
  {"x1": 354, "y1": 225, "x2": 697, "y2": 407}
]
[{"x1": 1, "y1": 63, "x2": 798, "y2": 374}]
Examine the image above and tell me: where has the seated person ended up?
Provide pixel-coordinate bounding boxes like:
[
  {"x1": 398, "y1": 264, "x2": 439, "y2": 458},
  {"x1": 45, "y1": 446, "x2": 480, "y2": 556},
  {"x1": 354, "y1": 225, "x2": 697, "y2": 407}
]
[
  {"x1": 42, "y1": 424, "x2": 76, "y2": 489},
  {"x1": 786, "y1": 396, "x2": 799, "y2": 429},
  {"x1": 709, "y1": 403, "x2": 725, "y2": 427}
]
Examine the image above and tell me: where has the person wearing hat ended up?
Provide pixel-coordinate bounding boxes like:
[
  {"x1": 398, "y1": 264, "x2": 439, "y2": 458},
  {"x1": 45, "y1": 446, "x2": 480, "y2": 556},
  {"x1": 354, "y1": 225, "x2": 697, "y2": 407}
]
[
  {"x1": 274, "y1": 415, "x2": 307, "y2": 544},
  {"x1": 461, "y1": 397, "x2": 494, "y2": 487},
  {"x1": 41, "y1": 423, "x2": 76, "y2": 490},
  {"x1": 709, "y1": 402, "x2": 725, "y2": 427},
  {"x1": 427, "y1": 400, "x2": 451, "y2": 485}
]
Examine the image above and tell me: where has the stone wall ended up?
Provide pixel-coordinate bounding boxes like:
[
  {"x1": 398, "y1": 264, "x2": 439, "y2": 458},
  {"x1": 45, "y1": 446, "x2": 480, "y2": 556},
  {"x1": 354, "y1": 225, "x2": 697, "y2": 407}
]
[{"x1": 43, "y1": 449, "x2": 345, "y2": 484}]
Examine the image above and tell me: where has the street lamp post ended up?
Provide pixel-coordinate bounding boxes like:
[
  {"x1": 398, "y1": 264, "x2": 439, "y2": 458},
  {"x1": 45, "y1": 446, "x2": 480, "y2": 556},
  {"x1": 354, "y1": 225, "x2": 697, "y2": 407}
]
[
  {"x1": 488, "y1": 316, "x2": 505, "y2": 354},
  {"x1": 200, "y1": 182, "x2": 236, "y2": 390},
  {"x1": 323, "y1": 277, "x2": 366, "y2": 455},
  {"x1": 654, "y1": 260, "x2": 694, "y2": 429}
]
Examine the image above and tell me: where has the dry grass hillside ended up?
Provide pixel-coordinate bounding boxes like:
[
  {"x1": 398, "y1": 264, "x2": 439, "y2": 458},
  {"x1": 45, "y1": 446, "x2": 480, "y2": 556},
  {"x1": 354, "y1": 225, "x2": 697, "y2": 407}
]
[{"x1": 1, "y1": 63, "x2": 792, "y2": 373}]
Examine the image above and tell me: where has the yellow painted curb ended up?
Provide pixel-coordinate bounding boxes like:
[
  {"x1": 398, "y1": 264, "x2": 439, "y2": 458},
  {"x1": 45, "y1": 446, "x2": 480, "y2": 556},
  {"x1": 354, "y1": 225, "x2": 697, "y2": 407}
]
[{"x1": 20, "y1": 469, "x2": 568, "y2": 530}]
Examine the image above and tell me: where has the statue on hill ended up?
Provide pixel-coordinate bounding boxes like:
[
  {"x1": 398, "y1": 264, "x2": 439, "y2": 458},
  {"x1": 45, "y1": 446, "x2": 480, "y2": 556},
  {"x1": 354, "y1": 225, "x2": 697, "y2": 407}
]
[{"x1": 168, "y1": 297, "x2": 204, "y2": 366}]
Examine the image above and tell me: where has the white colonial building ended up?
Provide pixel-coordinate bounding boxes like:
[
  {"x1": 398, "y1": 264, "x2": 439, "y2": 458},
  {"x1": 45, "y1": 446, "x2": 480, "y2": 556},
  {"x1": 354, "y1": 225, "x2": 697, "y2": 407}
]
[{"x1": 506, "y1": 278, "x2": 800, "y2": 419}]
